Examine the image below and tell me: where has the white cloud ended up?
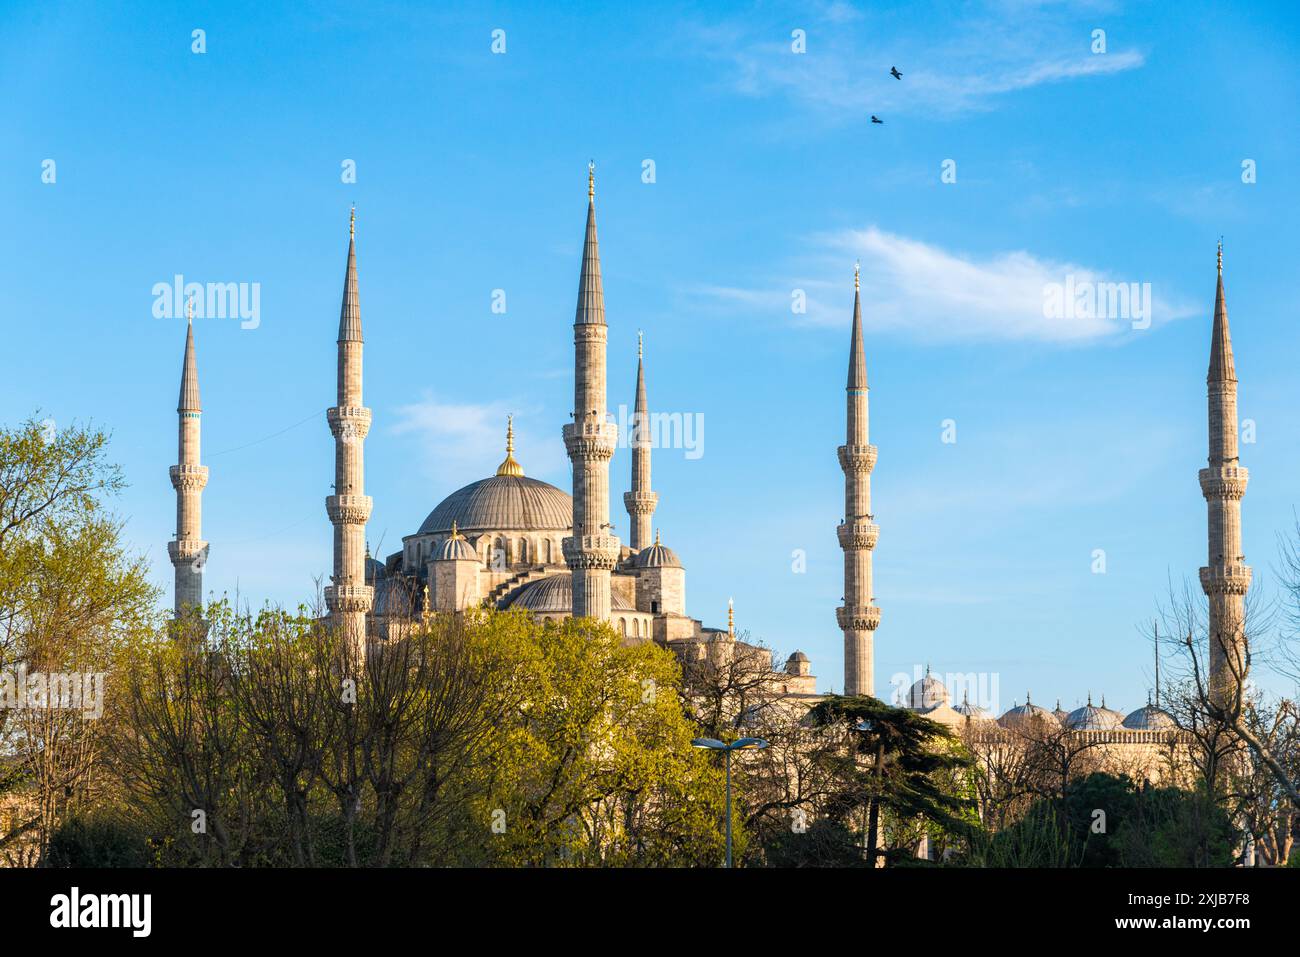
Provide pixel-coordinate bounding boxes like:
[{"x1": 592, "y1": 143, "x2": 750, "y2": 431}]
[
  {"x1": 690, "y1": 4, "x2": 1145, "y2": 118},
  {"x1": 389, "y1": 394, "x2": 568, "y2": 486},
  {"x1": 691, "y1": 225, "x2": 1196, "y2": 344}
]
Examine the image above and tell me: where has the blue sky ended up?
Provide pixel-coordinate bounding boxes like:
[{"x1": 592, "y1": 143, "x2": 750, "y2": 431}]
[{"x1": 4, "y1": 0, "x2": 1298, "y2": 712}]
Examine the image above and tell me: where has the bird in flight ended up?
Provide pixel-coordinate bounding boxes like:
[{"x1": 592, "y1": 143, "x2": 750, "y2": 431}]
[
  {"x1": 870, "y1": 115, "x2": 883, "y2": 124},
  {"x1": 890, "y1": 66, "x2": 902, "y2": 79}
]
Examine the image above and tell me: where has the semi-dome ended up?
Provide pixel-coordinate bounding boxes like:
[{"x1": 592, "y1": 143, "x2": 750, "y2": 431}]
[
  {"x1": 998, "y1": 697, "x2": 1061, "y2": 730},
  {"x1": 1065, "y1": 695, "x2": 1123, "y2": 731},
  {"x1": 1123, "y1": 700, "x2": 1177, "y2": 731},
  {"x1": 907, "y1": 669, "x2": 950, "y2": 711},
  {"x1": 636, "y1": 530, "x2": 681, "y2": 568},
  {"x1": 508, "y1": 573, "x2": 635, "y2": 614},
  {"x1": 418, "y1": 474, "x2": 572, "y2": 535}
]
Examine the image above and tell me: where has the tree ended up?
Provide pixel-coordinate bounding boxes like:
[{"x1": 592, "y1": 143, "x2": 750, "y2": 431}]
[
  {"x1": 806, "y1": 695, "x2": 977, "y2": 865},
  {"x1": 0, "y1": 416, "x2": 156, "y2": 862}
]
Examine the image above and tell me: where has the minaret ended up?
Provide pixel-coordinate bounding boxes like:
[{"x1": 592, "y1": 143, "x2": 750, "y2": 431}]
[
  {"x1": 562, "y1": 163, "x2": 620, "y2": 620},
  {"x1": 168, "y1": 295, "x2": 209, "y2": 617},
  {"x1": 837, "y1": 263, "x2": 881, "y2": 696},
  {"x1": 1199, "y1": 242, "x2": 1250, "y2": 707},
  {"x1": 324, "y1": 207, "x2": 374, "y2": 655},
  {"x1": 624, "y1": 330, "x2": 657, "y2": 549}
]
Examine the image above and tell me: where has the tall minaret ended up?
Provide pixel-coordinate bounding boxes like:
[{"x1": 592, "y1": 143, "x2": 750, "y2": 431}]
[
  {"x1": 324, "y1": 207, "x2": 374, "y2": 654},
  {"x1": 168, "y1": 295, "x2": 209, "y2": 616},
  {"x1": 1199, "y1": 242, "x2": 1250, "y2": 707},
  {"x1": 562, "y1": 163, "x2": 620, "y2": 620},
  {"x1": 837, "y1": 264, "x2": 881, "y2": 696},
  {"x1": 623, "y1": 330, "x2": 657, "y2": 550}
]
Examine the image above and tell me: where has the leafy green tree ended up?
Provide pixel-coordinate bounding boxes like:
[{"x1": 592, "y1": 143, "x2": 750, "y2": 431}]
[
  {"x1": 0, "y1": 416, "x2": 156, "y2": 861},
  {"x1": 806, "y1": 695, "x2": 977, "y2": 865}
]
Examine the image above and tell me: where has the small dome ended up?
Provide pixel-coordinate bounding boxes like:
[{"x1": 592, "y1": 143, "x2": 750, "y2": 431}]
[
  {"x1": 1052, "y1": 701, "x2": 1070, "y2": 723},
  {"x1": 435, "y1": 523, "x2": 478, "y2": 562},
  {"x1": 365, "y1": 554, "x2": 386, "y2": 583},
  {"x1": 998, "y1": 697, "x2": 1061, "y2": 729},
  {"x1": 636, "y1": 530, "x2": 682, "y2": 568},
  {"x1": 509, "y1": 573, "x2": 635, "y2": 614},
  {"x1": 1123, "y1": 701, "x2": 1177, "y2": 731},
  {"x1": 954, "y1": 695, "x2": 995, "y2": 723},
  {"x1": 907, "y1": 670, "x2": 950, "y2": 711},
  {"x1": 788, "y1": 650, "x2": 810, "y2": 662},
  {"x1": 1065, "y1": 695, "x2": 1123, "y2": 731}
]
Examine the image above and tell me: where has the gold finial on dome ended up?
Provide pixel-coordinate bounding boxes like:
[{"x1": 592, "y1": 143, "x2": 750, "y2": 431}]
[
  {"x1": 496, "y1": 415, "x2": 524, "y2": 477},
  {"x1": 449, "y1": 519, "x2": 462, "y2": 541},
  {"x1": 654, "y1": 528, "x2": 661, "y2": 546}
]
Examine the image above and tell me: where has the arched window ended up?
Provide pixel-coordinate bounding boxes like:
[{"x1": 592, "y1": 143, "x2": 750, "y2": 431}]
[
  {"x1": 519, "y1": 538, "x2": 529, "y2": 564},
  {"x1": 619, "y1": 618, "x2": 627, "y2": 636},
  {"x1": 544, "y1": 539, "x2": 553, "y2": 564}
]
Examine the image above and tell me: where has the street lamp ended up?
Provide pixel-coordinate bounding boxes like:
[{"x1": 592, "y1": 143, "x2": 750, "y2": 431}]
[{"x1": 692, "y1": 736, "x2": 769, "y2": 868}]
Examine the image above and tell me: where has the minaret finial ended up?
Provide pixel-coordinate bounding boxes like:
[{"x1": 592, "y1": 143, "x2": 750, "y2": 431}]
[
  {"x1": 588, "y1": 160, "x2": 595, "y2": 200},
  {"x1": 350, "y1": 204, "x2": 356, "y2": 240},
  {"x1": 854, "y1": 260, "x2": 860, "y2": 291},
  {"x1": 186, "y1": 292, "x2": 194, "y2": 326},
  {"x1": 1217, "y1": 237, "x2": 1223, "y2": 274},
  {"x1": 727, "y1": 597, "x2": 735, "y2": 637},
  {"x1": 637, "y1": 329, "x2": 643, "y2": 359},
  {"x1": 496, "y1": 414, "x2": 524, "y2": 477}
]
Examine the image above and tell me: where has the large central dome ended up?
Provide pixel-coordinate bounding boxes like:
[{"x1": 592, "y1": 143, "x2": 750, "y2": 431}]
[{"x1": 417, "y1": 474, "x2": 573, "y2": 535}]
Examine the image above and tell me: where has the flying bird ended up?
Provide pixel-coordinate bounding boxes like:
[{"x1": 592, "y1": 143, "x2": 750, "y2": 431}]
[
  {"x1": 870, "y1": 115, "x2": 883, "y2": 124},
  {"x1": 890, "y1": 66, "x2": 902, "y2": 79}
]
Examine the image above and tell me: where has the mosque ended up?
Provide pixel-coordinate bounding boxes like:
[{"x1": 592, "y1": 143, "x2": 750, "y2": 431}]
[{"x1": 163, "y1": 168, "x2": 1244, "y2": 754}]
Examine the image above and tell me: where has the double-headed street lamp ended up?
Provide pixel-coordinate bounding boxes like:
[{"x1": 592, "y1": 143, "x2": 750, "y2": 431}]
[{"x1": 692, "y1": 736, "x2": 768, "y2": 868}]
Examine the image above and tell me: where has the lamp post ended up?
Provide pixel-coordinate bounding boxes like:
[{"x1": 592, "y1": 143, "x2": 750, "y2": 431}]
[{"x1": 692, "y1": 736, "x2": 769, "y2": 868}]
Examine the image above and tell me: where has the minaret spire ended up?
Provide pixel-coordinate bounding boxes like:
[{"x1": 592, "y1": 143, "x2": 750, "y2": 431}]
[
  {"x1": 624, "y1": 330, "x2": 658, "y2": 549},
  {"x1": 325, "y1": 207, "x2": 374, "y2": 658},
  {"x1": 497, "y1": 414, "x2": 524, "y2": 477},
  {"x1": 1199, "y1": 241, "x2": 1250, "y2": 706},
  {"x1": 837, "y1": 263, "x2": 881, "y2": 696},
  {"x1": 168, "y1": 294, "x2": 209, "y2": 618},
  {"x1": 563, "y1": 163, "x2": 620, "y2": 619}
]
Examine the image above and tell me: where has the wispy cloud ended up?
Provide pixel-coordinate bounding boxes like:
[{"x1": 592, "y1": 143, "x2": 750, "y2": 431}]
[
  {"x1": 689, "y1": 2, "x2": 1145, "y2": 118},
  {"x1": 390, "y1": 395, "x2": 568, "y2": 487},
  {"x1": 690, "y1": 225, "x2": 1196, "y2": 343}
]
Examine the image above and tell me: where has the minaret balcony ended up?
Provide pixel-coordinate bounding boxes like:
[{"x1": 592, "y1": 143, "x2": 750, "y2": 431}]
[
  {"x1": 325, "y1": 494, "x2": 373, "y2": 525},
  {"x1": 1199, "y1": 564, "x2": 1252, "y2": 596},
  {"x1": 324, "y1": 583, "x2": 375, "y2": 614},
  {"x1": 624, "y1": 490, "x2": 659, "y2": 513},
  {"x1": 1198, "y1": 466, "x2": 1249, "y2": 501},
  {"x1": 169, "y1": 464, "x2": 209, "y2": 491},
  {"x1": 838, "y1": 444, "x2": 878, "y2": 474},
  {"x1": 574, "y1": 323, "x2": 609, "y2": 343},
  {"x1": 563, "y1": 421, "x2": 618, "y2": 460},
  {"x1": 562, "y1": 535, "x2": 621, "y2": 570},
  {"x1": 837, "y1": 604, "x2": 881, "y2": 631},
  {"x1": 167, "y1": 538, "x2": 208, "y2": 565},
  {"x1": 837, "y1": 522, "x2": 879, "y2": 550},
  {"x1": 327, "y1": 406, "x2": 372, "y2": 441}
]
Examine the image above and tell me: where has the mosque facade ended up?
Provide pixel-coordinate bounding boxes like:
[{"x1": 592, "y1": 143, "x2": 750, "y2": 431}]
[{"x1": 165, "y1": 171, "x2": 1243, "y2": 747}]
